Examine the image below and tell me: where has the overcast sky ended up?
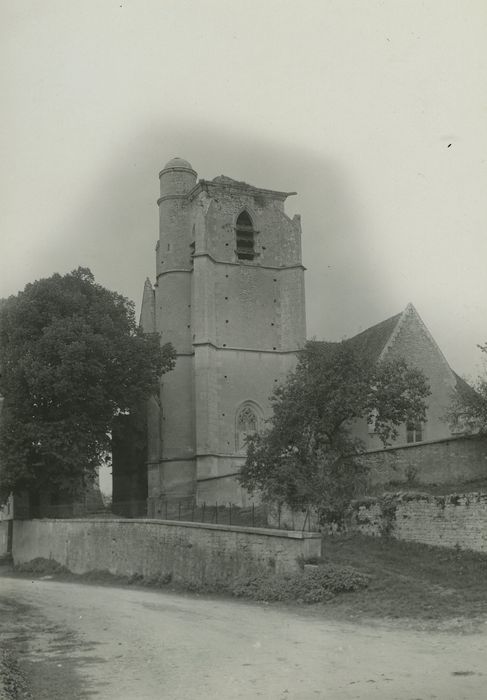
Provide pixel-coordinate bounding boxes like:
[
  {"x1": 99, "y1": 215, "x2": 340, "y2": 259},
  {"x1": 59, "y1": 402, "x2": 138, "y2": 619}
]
[{"x1": 2, "y1": 0, "x2": 486, "y2": 380}]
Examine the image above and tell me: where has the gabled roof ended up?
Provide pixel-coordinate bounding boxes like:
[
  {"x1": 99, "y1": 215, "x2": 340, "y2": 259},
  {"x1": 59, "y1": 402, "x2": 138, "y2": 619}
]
[
  {"x1": 344, "y1": 312, "x2": 403, "y2": 364},
  {"x1": 313, "y1": 304, "x2": 477, "y2": 402},
  {"x1": 309, "y1": 310, "x2": 403, "y2": 363}
]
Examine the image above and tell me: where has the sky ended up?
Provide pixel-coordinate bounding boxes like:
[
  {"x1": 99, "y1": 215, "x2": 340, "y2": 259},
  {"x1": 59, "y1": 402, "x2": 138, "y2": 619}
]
[{"x1": 1, "y1": 0, "x2": 487, "y2": 381}]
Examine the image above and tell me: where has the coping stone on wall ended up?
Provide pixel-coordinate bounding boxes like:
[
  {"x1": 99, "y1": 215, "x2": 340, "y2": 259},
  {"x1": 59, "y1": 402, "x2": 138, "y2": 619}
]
[{"x1": 25, "y1": 517, "x2": 322, "y2": 540}]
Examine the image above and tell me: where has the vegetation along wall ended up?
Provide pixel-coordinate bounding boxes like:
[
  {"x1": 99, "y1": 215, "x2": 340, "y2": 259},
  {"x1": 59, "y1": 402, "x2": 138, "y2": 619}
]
[
  {"x1": 349, "y1": 492, "x2": 487, "y2": 552},
  {"x1": 0, "y1": 521, "x2": 10, "y2": 558},
  {"x1": 11, "y1": 519, "x2": 322, "y2": 584}
]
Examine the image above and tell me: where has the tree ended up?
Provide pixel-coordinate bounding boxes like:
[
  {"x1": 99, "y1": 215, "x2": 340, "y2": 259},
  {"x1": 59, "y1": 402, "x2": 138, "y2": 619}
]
[
  {"x1": 448, "y1": 343, "x2": 487, "y2": 434},
  {"x1": 0, "y1": 268, "x2": 175, "y2": 502},
  {"x1": 238, "y1": 341, "x2": 430, "y2": 522}
]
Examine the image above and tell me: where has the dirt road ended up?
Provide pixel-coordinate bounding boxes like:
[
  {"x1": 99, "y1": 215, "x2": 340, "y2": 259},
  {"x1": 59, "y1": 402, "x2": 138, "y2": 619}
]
[{"x1": 0, "y1": 572, "x2": 485, "y2": 699}]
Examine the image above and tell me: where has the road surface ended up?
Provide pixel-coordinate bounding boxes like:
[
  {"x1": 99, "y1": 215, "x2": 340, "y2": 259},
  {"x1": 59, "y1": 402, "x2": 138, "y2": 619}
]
[{"x1": 0, "y1": 572, "x2": 485, "y2": 699}]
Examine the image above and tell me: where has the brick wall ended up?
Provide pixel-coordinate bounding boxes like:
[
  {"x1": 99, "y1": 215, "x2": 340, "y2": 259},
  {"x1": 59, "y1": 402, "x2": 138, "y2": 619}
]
[
  {"x1": 11, "y1": 519, "x2": 321, "y2": 584},
  {"x1": 363, "y1": 435, "x2": 487, "y2": 487},
  {"x1": 348, "y1": 492, "x2": 487, "y2": 552}
]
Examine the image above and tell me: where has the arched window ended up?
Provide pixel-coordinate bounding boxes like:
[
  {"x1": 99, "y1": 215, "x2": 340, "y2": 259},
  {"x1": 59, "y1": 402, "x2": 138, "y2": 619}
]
[
  {"x1": 235, "y1": 211, "x2": 255, "y2": 261},
  {"x1": 236, "y1": 403, "x2": 260, "y2": 452}
]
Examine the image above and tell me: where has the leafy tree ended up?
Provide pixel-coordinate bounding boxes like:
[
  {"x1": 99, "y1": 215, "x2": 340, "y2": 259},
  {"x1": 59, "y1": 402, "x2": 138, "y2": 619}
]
[
  {"x1": 448, "y1": 343, "x2": 487, "y2": 434},
  {"x1": 238, "y1": 341, "x2": 430, "y2": 522},
  {"x1": 0, "y1": 268, "x2": 174, "y2": 502}
]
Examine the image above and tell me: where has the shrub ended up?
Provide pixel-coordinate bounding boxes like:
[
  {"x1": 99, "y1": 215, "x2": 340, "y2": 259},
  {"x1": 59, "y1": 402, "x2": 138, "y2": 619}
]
[
  {"x1": 15, "y1": 557, "x2": 69, "y2": 575},
  {"x1": 231, "y1": 564, "x2": 369, "y2": 603}
]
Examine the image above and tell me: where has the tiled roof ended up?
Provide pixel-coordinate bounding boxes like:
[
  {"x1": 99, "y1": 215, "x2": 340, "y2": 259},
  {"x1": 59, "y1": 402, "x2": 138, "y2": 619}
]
[
  {"x1": 342, "y1": 312, "x2": 403, "y2": 362},
  {"x1": 308, "y1": 312, "x2": 402, "y2": 362},
  {"x1": 453, "y1": 371, "x2": 478, "y2": 403},
  {"x1": 311, "y1": 308, "x2": 478, "y2": 405}
]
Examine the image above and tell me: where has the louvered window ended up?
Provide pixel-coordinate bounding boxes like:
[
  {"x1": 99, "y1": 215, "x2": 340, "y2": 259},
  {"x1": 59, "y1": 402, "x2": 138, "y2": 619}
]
[{"x1": 235, "y1": 211, "x2": 255, "y2": 261}]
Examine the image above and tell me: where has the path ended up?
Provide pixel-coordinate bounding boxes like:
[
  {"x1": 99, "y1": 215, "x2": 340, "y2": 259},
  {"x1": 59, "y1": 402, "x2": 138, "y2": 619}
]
[{"x1": 0, "y1": 572, "x2": 485, "y2": 699}]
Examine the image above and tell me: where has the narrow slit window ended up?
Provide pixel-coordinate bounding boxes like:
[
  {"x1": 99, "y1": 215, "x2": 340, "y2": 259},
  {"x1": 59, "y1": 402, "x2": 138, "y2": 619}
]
[{"x1": 236, "y1": 211, "x2": 255, "y2": 261}]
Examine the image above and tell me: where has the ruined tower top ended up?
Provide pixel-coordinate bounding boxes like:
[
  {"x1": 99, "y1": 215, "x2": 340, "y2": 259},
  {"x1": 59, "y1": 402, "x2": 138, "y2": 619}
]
[
  {"x1": 158, "y1": 156, "x2": 197, "y2": 198},
  {"x1": 162, "y1": 156, "x2": 194, "y2": 171}
]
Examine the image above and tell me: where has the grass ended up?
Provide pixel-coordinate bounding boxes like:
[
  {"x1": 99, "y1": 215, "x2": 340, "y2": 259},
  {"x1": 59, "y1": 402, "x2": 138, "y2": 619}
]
[
  {"x1": 11, "y1": 558, "x2": 369, "y2": 604},
  {"x1": 318, "y1": 534, "x2": 487, "y2": 626},
  {"x1": 10, "y1": 535, "x2": 487, "y2": 630},
  {"x1": 231, "y1": 565, "x2": 369, "y2": 603}
]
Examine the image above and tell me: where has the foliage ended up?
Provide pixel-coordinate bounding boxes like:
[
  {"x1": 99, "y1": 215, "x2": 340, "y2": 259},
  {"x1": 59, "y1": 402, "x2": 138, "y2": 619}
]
[
  {"x1": 239, "y1": 341, "x2": 430, "y2": 520},
  {"x1": 231, "y1": 565, "x2": 369, "y2": 603},
  {"x1": 448, "y1": 343, "x2": 487, "y2": 434},
  {"x1": 14, "y1": 557, "x2": 70, "y2": 575},
  {"x1": 0, "y1": 268, "x2": 175, "y2": 502}
]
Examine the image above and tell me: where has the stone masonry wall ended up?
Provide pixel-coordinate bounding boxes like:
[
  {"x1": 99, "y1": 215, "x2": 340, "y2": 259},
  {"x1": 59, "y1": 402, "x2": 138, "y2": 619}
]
[
  {"x1": 364, "y1": 435, "x2": 487, "y2": 487},
  {"x1": 349, "y1": 492, "x2": 487, "y2": 552},
  {"x1": 11, "y1": 519, "x2": 321, "y2": 584}
]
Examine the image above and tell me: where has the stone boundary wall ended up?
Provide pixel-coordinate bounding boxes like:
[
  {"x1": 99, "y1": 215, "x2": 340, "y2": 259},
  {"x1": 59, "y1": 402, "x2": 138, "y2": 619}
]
[
  {"x1": 11, "y1": 518, "x2": 322, "y2": 584},
  {"x1": 364, "y1": 435, "x2": 487, "y2": 487},
  {"x1": 349, "y1": 492, "x2": 487, "y2": 552}
]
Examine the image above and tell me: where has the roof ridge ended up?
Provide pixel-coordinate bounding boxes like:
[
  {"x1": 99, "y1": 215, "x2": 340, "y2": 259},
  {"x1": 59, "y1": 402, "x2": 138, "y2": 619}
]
[
  {"x1": 379, "y1": 304, "x2": 457, "y2": 384},
  {"x1": 377, "y1": 306, "x2": 410, "y2": 362},
  {"x1": 342, "y1": 310, "x2": 403, "y2": 364}
]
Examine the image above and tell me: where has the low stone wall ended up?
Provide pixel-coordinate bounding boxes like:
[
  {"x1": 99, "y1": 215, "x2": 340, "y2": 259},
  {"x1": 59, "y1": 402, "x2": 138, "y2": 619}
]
[
  {"x1": 364, "y1": 435, "x2": 487, "y2": 487},
  {"x1": 349, "y1": 492, "x2": 487, "y2": 552},
  {"x1": 11, "y1": 518, "x2": 321, "y2": 583}
]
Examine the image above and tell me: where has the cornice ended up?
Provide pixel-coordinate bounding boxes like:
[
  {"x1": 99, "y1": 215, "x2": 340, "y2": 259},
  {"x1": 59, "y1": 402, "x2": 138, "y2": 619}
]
[
  {"x1": 192, "y1": 252, "x2": 305, "y2": 271},
  {"x1": 192, "y1": 341, "x2": 299, "y2": 355}
]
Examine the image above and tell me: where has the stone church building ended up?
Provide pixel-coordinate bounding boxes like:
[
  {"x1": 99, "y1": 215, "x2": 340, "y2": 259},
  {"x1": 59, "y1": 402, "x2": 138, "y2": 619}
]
[
  {"x1": 123, "y1": 157, "x2": 481, "y2": 512},
  {"x1": 139, "y1": 158, "x2": 306, "y2": 512}
]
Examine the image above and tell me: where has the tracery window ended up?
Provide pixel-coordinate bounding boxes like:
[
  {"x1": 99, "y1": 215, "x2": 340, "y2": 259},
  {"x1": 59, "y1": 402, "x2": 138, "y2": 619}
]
[
  {"x1": 236, "y1": 404, "x2": 259, "y2": 451},
  {"x1": 235, "y1": 211, "x2": 255, "y2": 261}
]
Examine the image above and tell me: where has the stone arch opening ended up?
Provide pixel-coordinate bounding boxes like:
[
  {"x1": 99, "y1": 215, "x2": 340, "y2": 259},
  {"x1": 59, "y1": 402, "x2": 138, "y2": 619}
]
[
  {"x1": 235, "y1": 401, "x2": 262, "y2": 452},
  {"x1": 235, "y1": 210, "x2": 256, "y2": 261}
]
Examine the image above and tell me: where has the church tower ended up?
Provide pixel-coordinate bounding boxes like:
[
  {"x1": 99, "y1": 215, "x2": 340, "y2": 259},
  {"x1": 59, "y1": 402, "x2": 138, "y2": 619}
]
[{"x1": 141, "y1": 158, "x2": 306, "y2": 511}]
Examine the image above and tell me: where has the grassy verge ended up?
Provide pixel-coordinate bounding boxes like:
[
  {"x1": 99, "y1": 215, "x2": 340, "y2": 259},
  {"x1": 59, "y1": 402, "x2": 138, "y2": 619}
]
[
  {"x1": 9, "y1": 534, "x2": 487, "y2": 630},
  {"x1": 12, "y1": 557, "x2": 369, "y2": 605},
  {"x1": 318, "y1": 534, "x2": 487, "y2": 626}
]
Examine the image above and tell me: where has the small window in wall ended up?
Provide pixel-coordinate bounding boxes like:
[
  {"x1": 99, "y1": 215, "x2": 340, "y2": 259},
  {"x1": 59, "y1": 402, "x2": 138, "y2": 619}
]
[
  {"x1": 236, "y1": 403, "x2": 259, "y2": 452},
  {"x1": 235, "y1": 211, "x2": 255, "y2": 261},
  {"x1": 451, "y1": 413, "x2": 472, "y2": 435},
  {"x1": 406, "y1": 421, "x2": 423, "y2": 443}
]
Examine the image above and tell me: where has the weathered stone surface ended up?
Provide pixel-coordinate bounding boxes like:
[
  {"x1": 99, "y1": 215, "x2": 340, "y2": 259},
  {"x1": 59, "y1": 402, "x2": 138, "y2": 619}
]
[
  {"x1": 364, "y1": 435, "x2": 487, "y2": 487},
  {"x1": 349, "y1": 491, "x2": 487, "y2": 552},
  {"x1": 12, "y1": 519, "x2": 321, "y2": 583},
  {"x1": 141, "y1": 160, "x2": 306, "y2": 506}
]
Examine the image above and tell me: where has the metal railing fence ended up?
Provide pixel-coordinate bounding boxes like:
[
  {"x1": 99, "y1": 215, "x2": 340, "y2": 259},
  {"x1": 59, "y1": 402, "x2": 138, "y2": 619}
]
[{"x1": 12, "y1": 497, "x2": 318, "y2": 532}]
